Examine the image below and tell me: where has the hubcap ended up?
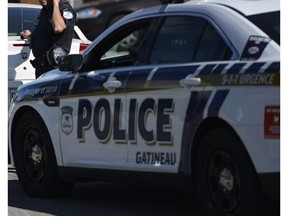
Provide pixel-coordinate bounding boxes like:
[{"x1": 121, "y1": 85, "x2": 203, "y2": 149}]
[
  {"x1": 208, "y1": 149, "x2": 240, "y2": 212},
  {"x1": 219, "y1": 168, "x2": 234, "y2": 192},
  {"x1": 23, "y1": 129, "x2": 45, "y2": 184},
  {"x1": 31, "y1": 144, "x2": 43, "y2": 165}
]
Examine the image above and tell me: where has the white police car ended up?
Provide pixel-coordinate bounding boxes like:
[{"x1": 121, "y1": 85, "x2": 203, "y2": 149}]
[
  {"x1": 8, "y1": 3, "x2": 91, "y2": 108},
  {"x1": 9, "y1": 0, "x2": 280, "y2": 215}
]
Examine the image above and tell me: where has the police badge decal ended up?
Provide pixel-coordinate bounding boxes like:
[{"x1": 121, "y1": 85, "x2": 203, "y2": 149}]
[{"x1": 61, "y1": 106, "x2": 73, "y2": 135}]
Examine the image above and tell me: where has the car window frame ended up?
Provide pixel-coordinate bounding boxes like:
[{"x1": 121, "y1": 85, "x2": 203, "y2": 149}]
[
  {"x1": 8, "y1": 7, "x2": 40, "y2": 37},
  {"x1": 80, "y1": 16, "x2": 159, "y2": 72},
  {"x1": 144, "y1": 12, "x2": 239, "y2": 65},
  {"x1": 80, "y1": 11, "x2": 239, "y2": 72},
  {"x1": 246, "y1": 11, "x2": 280, "y2": 45}
]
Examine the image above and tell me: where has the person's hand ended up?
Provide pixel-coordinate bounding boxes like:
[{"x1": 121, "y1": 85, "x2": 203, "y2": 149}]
[{"x1": 20, "y1": 30, "x2": 31, "y2": 40}]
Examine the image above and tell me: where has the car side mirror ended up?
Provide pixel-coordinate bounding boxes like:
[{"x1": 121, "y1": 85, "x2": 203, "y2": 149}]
[{"x1": 58, "y1": 54, "x2": 83, "y2": 72}]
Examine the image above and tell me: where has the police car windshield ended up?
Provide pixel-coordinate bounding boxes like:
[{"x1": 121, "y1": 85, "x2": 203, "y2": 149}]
[{"x1": 247, "y1": 11, "x2": 280, "y2": 45}]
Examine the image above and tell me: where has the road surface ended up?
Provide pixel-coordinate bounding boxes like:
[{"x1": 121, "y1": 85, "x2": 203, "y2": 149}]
[{"x1": 8, "y1": 164, "x2": 203, "y2": 216}]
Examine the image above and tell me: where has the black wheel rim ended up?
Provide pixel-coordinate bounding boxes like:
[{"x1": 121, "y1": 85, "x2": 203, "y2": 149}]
[
  {"x1": 22, "y1": 127, "x2": 45, "y2": 184},
  {"x1": 207, "y1": 149, "x2": 240, "y2": 212}
]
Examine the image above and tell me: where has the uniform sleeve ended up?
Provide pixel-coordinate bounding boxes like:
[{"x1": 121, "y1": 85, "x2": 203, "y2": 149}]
[{"x1": 61, "y1": 6, "x2": 76, "y2": 28}]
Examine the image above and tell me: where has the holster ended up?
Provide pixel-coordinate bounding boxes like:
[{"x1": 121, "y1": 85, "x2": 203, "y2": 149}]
[{"x1": 30, "y1": 54, "x2": 49, "y2": 69}]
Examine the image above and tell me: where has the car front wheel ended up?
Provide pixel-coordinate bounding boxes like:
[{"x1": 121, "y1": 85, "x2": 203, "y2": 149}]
[{"x1": 13, "y1": 110, "x2": 73, "y2": 198}]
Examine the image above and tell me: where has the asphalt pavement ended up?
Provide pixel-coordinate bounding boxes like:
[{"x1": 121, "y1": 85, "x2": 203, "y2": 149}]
[{"x1": 8, "y1": 164, "x2": 203, "y2": 216}]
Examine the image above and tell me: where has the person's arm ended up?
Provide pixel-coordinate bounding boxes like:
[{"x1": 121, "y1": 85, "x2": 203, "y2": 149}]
[{"x1": 51, "y1": 0, "x2": 67, "y2": 33}]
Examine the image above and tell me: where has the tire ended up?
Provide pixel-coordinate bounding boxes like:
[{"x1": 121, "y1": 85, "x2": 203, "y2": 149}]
[
  {"x1": 195, "y1": 128, "x2": 271, "y2": 216},
  {"x1": 13, "y1": 111, "x2": 73, "y2": 198}
]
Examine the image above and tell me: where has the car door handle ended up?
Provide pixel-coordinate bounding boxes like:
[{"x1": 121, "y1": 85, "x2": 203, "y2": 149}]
[
  {"x1": 103, "y1": 77, "x2": 122, "y2": 93},
  {"x1": 180, "y1": 75, "x2": 201, "y2": 90}
]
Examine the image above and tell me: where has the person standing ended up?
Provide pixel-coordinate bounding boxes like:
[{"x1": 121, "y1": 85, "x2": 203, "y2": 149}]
[{"x1": 20, "y1": 0, "x2": 76, "y2": 78}]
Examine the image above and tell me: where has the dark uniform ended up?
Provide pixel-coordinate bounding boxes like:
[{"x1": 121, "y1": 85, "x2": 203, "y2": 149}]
[{"x1": 30, "y1": 2, "x2": 76, "y2": 78}]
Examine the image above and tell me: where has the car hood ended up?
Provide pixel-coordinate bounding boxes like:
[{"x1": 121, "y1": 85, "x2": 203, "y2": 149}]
[{"x1": 15, "y1": 69, "x2": 69, "y2": 103}]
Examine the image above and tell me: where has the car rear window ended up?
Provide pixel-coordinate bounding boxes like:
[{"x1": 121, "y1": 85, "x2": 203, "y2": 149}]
[
  {"x1": 8, "y1": 7, "x2": 40, "y2": 36},
  {"x1": 247, "y1": 11, "x2": 280, "y2": 45},
  {"x1": 8, "y1": 6, "x2": 80, "y2": 39},
  {"x1": 149, "y1": 16, "x2": 232, "y2": 64}
]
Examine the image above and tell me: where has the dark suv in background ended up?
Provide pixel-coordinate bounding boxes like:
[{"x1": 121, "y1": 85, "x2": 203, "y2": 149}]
[{"x1": 75, "y1": 0, "x2": 161, "y2": 40}]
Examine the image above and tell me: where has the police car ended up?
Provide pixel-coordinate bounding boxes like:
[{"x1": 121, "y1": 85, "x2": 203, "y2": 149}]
[
  {"x1": 9, "y1": 0, "x2": 280, "y2": 215},
  {"x1": 8, "y1": 3, "x2": 91, "y2": 108}
]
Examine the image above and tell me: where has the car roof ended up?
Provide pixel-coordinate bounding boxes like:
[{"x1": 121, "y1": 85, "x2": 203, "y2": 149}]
[
  {"x1": 86, "y1": 0, "x2": 279, "y2": 59},
  {"x1": 186, "y1": 0, "x2": 280, "y2": 16},
  {"x1": 122, "y1": 0, "x2": 279, "y2": 21}
]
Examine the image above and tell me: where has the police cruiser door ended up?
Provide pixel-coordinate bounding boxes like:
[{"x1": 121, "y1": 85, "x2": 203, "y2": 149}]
[
  {"x1": 124, "y1": 15, "x2": 234, "y2": 173},
  {"x1": 59, "y1": 14, "x2": 234, "y2": 172},
  {"x1": 59, "y1": 18, "x2": 157, "y2": 170}
]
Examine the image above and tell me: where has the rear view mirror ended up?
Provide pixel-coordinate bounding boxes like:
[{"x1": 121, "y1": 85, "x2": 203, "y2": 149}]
[{"x1": 58, "y1": 54, "x2": 83, "y2": 72}]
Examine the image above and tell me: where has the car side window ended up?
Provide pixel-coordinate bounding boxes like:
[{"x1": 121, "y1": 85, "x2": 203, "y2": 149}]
[
  {"x1": 100, "y1": 28, "x2": 146, "y2": 62},
  {"x1": 149, "y1": 16, "x2": 232, "y2": 64},
  {"x1": 194, "y1": 23, "x2": 232, "y2": 61},
  {"x1": 8, "y1": 8, "x2": 39, "y2": 36},
  {"x1": 8, "y1": 8, "x2": 22, "y2": 36},
  {"x1": 83, "y1": 18, "x2": 154, "y2": 71}
]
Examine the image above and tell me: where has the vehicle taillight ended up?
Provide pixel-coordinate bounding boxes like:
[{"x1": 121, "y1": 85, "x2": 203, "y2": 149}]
[
  {"x1": 79, "y1": 43, "x2": 89, "y2": 53},
  {"x1": 13, "y1": 44, "x2": 29, "y2": 47}
]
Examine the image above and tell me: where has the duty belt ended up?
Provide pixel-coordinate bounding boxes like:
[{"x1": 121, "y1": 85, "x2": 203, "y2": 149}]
[{"x1": 30, "y1": 54, "x2": 49, "y2": 69}]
